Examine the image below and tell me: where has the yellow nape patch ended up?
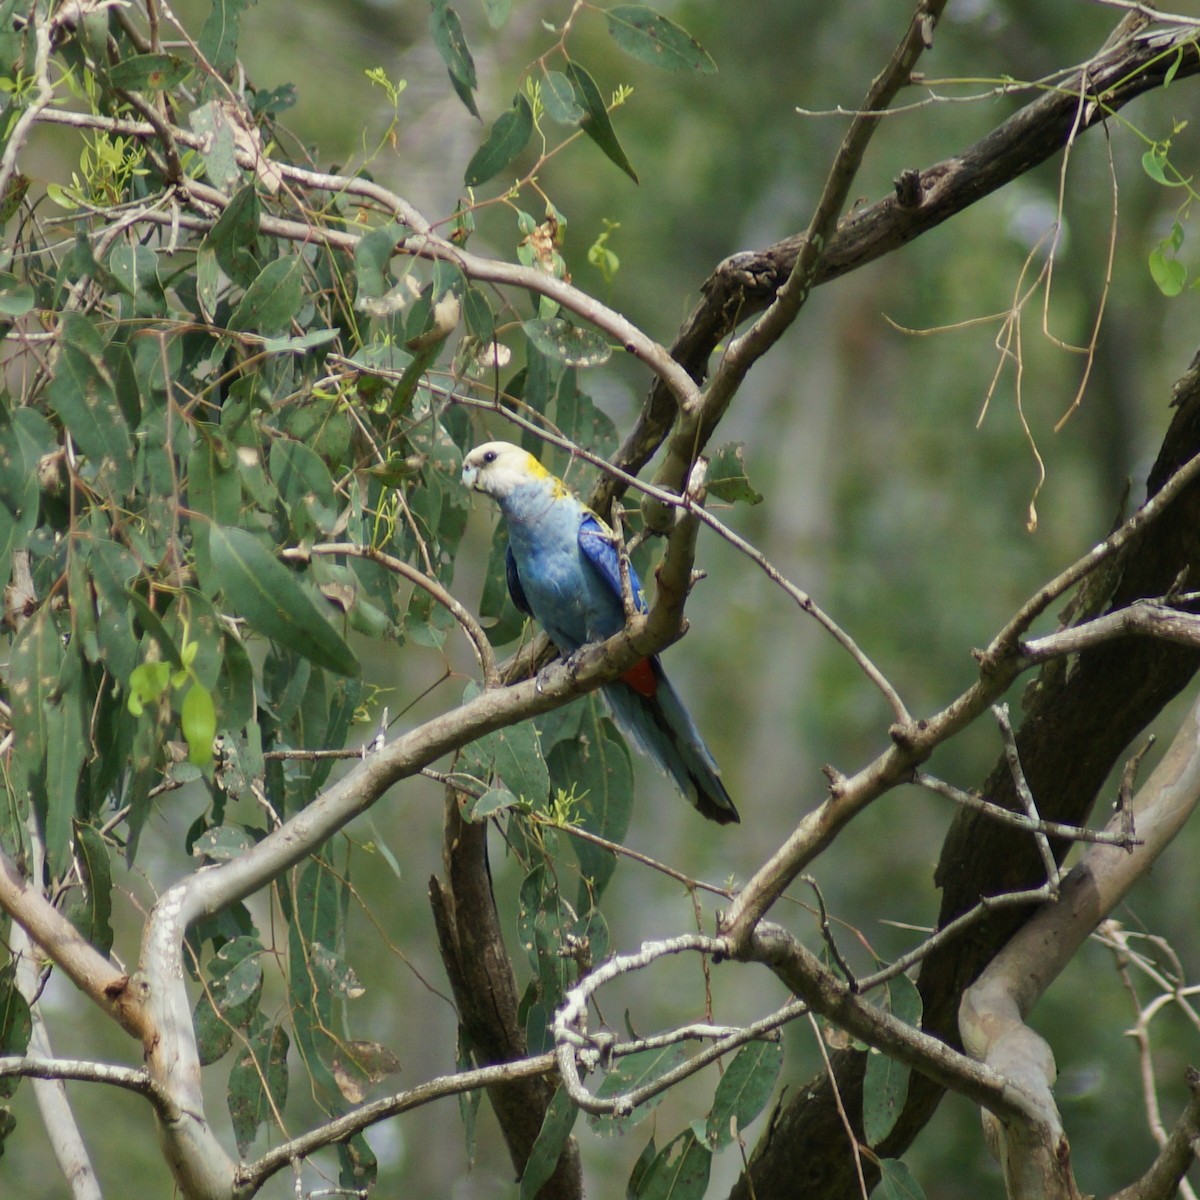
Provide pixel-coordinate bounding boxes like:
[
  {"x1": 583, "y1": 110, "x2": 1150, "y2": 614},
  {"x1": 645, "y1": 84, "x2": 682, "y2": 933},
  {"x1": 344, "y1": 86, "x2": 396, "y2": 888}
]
[{"x1": 525, "y1": 453, "x2": 570, "y2": 497}]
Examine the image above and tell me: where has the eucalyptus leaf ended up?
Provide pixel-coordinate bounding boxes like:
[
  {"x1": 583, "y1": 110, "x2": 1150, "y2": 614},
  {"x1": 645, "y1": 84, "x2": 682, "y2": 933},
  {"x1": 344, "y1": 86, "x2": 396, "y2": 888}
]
[
  {"x1": 465, "y1": 94, "x2": 534, "y2": 187},
  {"x1": 207, "y1": 525, "x2": 359, "y2": 676},
  {"x1": 606, "y1": 6, "x2": 717, "y2": 74}
]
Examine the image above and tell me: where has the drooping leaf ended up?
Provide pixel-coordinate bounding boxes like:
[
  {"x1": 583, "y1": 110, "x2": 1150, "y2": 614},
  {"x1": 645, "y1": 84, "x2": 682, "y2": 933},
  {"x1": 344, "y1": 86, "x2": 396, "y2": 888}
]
[
  {"x1": 605, "y1": 6, "x2": 717, "y2": 74},
  {"x1": 864, "y1": 1046, "x2": 910, "y2": 1146},
  {"x1": 202, "y1": 183, "x2": 260, "y2": 288},
  {"x1": 548, "y1": 706, "x2": 632, "y2": 908},
  {"x1": 628, "y1": 1135, "x2": 658, "y2": 1199},
  {"x1": 207, "y1": 525, "x2": 358, "y2": 676},
  {"x1": 464, "y1": 94, "x2": 534, "y2": 187},
  {"x1": 566, "y1": 61, "x2": 638, "y2": 183},
  {"x1": 199, "y1": 0, "x2": 253, "y2": 77},
  {"x1": 194, "y1": 936, "x2": 265, "y2": 1064},
  {"x1": 0, "y1": 967, "x2": 33, "y2": 1100},
  {"x1": 705, "y1": 1039, "x2": 783, "y2": 1147},
  {"x1": 430, "y1": 3, "x2": 479, "y2": 116},
  {"x1": 44, "y1": 648, "x2": 87, "y2": 877},
  {"x1": 520, "y1": 1086, "x2": 579, "y2": 1200},
  {"x1": 461, "y1": 715, "x2": 549, "y2": 805},
  {"x1": 228, "y1": 1022, "x2": 288, "y2": 1154},
  {"x1": 47, "y1": 313, "x2": 133, "y2": 492},
  {"x1": 638, "y1": 1129, "x2": 712, "y2": 1200}
]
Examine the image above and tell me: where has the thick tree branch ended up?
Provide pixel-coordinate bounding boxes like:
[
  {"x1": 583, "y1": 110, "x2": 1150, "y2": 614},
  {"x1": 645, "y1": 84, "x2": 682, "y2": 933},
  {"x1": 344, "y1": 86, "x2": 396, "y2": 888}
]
[
  {"x1": 601, "y1": 20, "x2": 1200, "y2": 509},
  {"x1": 958, "y1": 691, "x2": 1200, "y2": 1197}
]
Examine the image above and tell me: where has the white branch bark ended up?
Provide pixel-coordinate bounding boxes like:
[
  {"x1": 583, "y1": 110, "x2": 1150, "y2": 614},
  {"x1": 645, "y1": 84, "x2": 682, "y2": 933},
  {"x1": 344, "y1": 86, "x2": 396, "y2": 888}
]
[{"x1": 959, "y1": 692, "x2": 1200, "y2": 1199}]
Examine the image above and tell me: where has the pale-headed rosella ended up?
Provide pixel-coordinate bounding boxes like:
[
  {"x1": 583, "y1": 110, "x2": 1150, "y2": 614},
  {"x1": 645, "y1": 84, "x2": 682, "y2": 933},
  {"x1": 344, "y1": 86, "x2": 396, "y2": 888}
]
[{"x1": 462, "y1": 440, "x2": 739, "y2": 825}]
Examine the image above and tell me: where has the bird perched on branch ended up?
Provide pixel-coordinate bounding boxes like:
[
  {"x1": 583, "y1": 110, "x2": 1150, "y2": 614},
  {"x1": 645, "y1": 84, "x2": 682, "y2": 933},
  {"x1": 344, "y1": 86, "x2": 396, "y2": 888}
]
[{"x1": 462, "y1": 440, "x2": 739, "y2": 825}]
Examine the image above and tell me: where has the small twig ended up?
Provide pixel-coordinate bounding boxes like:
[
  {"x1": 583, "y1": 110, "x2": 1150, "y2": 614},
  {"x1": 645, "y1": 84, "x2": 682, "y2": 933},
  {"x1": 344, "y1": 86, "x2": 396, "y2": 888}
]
[
  {"x1": 1116, "y1": 737, "x2": 1155, "y2": 852},
  {"x1": 854, "y1": 881, "x2": 1057, "y2": 993},
  {"x1": 802, "y1": 875, "x2": 856, "y2": 989},
  {"x1": 993, "y1": 703, "x2": 1061, "y2": 890},
  {"x1": 915, "y1": 771, "x2": 1141, "y2": 847}
]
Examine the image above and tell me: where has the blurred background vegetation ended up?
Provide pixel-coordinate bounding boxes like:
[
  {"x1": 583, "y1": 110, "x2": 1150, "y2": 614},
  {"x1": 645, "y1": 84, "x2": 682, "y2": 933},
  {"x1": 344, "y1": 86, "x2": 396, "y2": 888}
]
[{"x1": 8, "y1": 1, "x2": 1200, "y2": 1196}]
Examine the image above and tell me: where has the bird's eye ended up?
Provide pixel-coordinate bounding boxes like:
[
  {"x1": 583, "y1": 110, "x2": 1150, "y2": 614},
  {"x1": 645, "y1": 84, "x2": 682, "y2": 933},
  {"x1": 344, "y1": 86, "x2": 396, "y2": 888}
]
[{"x1": 482, "y1": 450, "x2": 497, "y2": 464}]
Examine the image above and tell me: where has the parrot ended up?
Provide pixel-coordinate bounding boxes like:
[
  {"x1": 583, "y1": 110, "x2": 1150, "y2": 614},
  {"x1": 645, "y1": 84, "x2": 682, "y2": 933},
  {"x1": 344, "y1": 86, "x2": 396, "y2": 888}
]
[{"x1": 462, "y1": 440, "x2": 739, "y2": 825}]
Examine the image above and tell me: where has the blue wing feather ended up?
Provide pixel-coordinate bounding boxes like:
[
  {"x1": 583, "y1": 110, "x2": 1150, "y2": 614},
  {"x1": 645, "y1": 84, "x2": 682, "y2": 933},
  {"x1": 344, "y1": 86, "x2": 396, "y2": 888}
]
[{"x1": 578, "y1": 514, "x2": 647, "y2": 613}]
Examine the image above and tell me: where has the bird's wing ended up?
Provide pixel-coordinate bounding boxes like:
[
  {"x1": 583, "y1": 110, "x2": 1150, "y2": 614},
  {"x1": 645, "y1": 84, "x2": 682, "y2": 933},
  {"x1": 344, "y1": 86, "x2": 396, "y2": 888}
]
[
  {"x1": 504, "y1": 544, "x2": 533, "y2": 616},
  {"x1": 577, "y1": 513, "x2": 647, "y2": 614}
]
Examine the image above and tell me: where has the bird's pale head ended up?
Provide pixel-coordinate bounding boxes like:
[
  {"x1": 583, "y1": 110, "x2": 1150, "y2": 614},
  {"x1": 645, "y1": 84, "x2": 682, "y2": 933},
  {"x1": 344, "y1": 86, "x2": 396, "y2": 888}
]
[{"x1": 462, "y1": 440, "x2": 555, "y2": 500}]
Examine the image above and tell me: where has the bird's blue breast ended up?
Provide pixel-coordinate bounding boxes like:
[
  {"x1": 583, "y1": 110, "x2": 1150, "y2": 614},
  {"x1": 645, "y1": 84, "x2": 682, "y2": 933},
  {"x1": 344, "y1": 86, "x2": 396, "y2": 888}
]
[{"x1": 501, "y1": 481, "x2": 624, "y2": 653}]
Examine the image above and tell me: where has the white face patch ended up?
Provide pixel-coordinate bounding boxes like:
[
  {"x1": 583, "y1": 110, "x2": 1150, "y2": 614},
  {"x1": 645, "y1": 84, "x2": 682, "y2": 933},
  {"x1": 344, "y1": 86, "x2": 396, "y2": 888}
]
[{"x1": 462, "y1": 441, "x2": 552, "y2": 500}]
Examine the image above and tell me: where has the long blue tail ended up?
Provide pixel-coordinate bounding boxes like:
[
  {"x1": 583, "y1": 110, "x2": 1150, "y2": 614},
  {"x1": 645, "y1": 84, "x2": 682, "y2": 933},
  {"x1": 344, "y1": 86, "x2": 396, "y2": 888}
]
[{"x1": 603, "y1": 660, "x2": 739, "y2": 825}]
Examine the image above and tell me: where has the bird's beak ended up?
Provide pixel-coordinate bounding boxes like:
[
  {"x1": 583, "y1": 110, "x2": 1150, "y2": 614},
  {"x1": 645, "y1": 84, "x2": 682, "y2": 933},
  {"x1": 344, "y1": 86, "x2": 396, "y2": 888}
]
[{"x1": 461, "y1": 464, "x2": 477, "y2": 490}]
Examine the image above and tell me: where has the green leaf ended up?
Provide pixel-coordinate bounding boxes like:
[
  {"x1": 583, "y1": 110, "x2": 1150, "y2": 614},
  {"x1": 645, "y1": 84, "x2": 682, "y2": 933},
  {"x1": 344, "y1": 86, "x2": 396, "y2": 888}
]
[
  {"x1": 228, "y1": 1023, "x2": 288, "y2": 1154},
  {"x1": 208, "y1": 525, "x2": 359, "y2": 676},
  {"x1": 705, "y1": 1040, "x2": 783, "y2": 1147},
  {"x1": 47, "y1": 313, "x2": 133, "y2": 492},
  {"x1": 468, "y1": 787, "x2": 519, "y2": 821},
  {"x1": 353, "y1": 222, "x2": 406, "y2": 303},
  {"x1": 706, "y1": 442, "x2": 764, "y2": 505},
  {"x1": 606, "y1": 6, "x2": 717, "y2": 74},
  {"x1": 430, "y1": 3, "x2": 479, "y2": 116},
  {"x1": 519, "y1": 1086, "x2": 579, "y2": 1199},
  {"x1": 566, "y1": 62, "x2": 638, "y2": 183},
  {"x1": 199, "y1": 0, "x2": 252, "y2": 77},
  {"x1": 181, "y1": 684, "x2": 216, "y2": 766},
  {"x1": 44, "y1": 648, "x2": 86, "y2": 877},
  {"x1": 547, "y1": 704, "x2": 631, "y2": 907},
  {"x1": 628, "y1": 1136, "x2": 657, "y2": 1199},
  {"x1": 523, "y1": 318, "x2": 612, "y2": 367},
  {"x1": 639, "y1": 1129, "x2": 712, "y2": 1200},
  {"x1": 1141, "y1": 144, "x2": 1186, "y2": 187},
  {"x1": 192, "y1": 824, "x2": 255, "y2": 862},
  {"x1": 888, "y1": 973, "x2": 923, "y2": 1027},
  {"x1": 481, "y1": 0, "x2": 510, "y2": 29},
  {"x1": 189, "y1": 100, "x2": 241, "y2": 191},
  {"x1": 68, "y1": 822, "x2": 114, "y2": 955},
  {"x1": 228, "y1": 255, "x2": 304, "y2": 336},
  {"x1": 203, "y1": 183, "x2": 260, "y2": 288},
  {"x1": 878, "y1": 1158, "x2": 929, "y2": 1200},
  {"x1": 863, "y1": 1046, "x2": 910, "y2": 1146},
  {"x1": 461, "y1": 716, "x2": 549, "y2": 804},
  {"x1": 9, "y1": 607, "x2": 63, "y2": 842},
  {"x1": 462, "y1": 285, "x2": 495, "y2": 343},
  {"x1": 194, "y1": 936, "x2": 264, "y2": 1064},
  {"x1": 107, "y1": 52, "x2": 191, "y2": 90},
  {"x1": 590, "y1": 1043, "x2": 688, "y2": 1136},
  {"x1": 464, "y1": 94, "x2": 534, "y2": 187},
  {"x1": 542, "y1": 69, "x2": 584, "y2": 124},
  {"x1": 0, "y1": 969, "x2": 32, "y2": 1100},
  {"x1": 0, "y1": 271, "x2": 34, "y2": 316},
  {"x1": 1149, "y1": 235, "x2": 1187, "y2": 297}
]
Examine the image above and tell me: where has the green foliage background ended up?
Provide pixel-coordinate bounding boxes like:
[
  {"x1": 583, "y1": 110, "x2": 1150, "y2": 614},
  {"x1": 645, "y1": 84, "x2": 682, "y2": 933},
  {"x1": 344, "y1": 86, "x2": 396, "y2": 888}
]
[{"x1": 2, "y1": 0, "x2": 1199, "y2": 1197}]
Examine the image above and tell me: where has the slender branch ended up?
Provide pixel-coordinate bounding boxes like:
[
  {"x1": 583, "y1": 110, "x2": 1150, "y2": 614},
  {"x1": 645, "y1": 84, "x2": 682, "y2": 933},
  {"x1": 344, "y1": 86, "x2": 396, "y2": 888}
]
[
  {"x1": 233, "y1": 1053, "x2": 560, "y2": 1196},
  {"x1": 279, "y1": 541, "x2": 499, "y2": 686},
  {"x1": 994, "y1": 704, "x2": 1061, "y2": 891},
  {"x1": 0, "y1": 1055, "x2": 172, "y2": 1112}
]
